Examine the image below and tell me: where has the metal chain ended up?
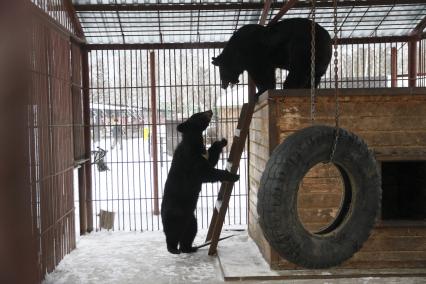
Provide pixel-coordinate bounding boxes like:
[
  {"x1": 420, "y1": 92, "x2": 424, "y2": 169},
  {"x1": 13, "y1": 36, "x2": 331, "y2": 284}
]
[
  {"x1": 310, "y1": 0, "x2": 316, "y2": 124},
  {"x1": 329, "y1": 0, "x2": 340, "y2": 162}
]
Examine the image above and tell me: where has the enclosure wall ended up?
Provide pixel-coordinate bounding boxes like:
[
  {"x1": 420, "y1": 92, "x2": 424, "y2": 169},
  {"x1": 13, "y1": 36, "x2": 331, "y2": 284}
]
[{"x1": 29, "y1": 5, "x2": 82, "y2": 278}]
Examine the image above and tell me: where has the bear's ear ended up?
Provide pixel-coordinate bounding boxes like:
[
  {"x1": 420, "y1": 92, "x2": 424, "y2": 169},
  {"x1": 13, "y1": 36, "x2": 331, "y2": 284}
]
[
  {"x1": 177, "y1": 122, "x2": 187, "y2": 132},
  {"x1": 212, "y1": 55, "x2": 223, "y2": 66}
]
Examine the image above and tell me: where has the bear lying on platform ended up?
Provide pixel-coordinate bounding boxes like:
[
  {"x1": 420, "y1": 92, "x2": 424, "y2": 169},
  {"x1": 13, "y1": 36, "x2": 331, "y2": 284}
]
[
  {"x1": 212, "y1": 18, "x2": 332, "y2": 96},
  {"x1": 161, "y1": 110, "x2": 239, "y2": 254}
]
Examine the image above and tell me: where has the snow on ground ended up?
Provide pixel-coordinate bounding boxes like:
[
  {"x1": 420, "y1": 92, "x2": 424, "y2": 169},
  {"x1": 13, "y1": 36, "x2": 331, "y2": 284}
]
[
  {"x1": 44, "y1": 230, "x2": 224, "y2": 284},
  {"x1": 44, "y1": 230, "x2": 426, "y2": 284}
]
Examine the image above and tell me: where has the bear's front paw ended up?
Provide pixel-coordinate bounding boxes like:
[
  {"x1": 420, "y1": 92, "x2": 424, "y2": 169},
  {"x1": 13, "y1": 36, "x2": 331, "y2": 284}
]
[
  {"x1": 227, "y1": 173, "x2": 239, "y2": 182},
  {"x1": 219, "y1": 138, "x2": 227, "y2": 147},
  {"x1": 212, "y1": 138, "x2": 227, "y2": 149}
]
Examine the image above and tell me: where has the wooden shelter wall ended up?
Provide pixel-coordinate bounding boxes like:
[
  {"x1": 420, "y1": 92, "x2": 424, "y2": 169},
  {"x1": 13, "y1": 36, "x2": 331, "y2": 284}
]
[{"x1": 249, "y1": 89, "x2": 426, "y2": 269}]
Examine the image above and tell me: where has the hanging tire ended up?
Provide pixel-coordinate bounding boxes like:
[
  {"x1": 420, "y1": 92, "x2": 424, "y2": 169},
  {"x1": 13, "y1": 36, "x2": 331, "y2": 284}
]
[{"x1": 257, "y1": 125, "x2": 381, "y2": 269}]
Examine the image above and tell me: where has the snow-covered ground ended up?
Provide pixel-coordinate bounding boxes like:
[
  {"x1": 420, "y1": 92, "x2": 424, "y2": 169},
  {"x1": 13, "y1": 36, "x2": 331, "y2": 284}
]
[
  {"x1": 44, "y1": 230, "x2": 426, "y2": 284},
  {"x1": 74, "y1": 134, "x2": 248, "y2": 233}
]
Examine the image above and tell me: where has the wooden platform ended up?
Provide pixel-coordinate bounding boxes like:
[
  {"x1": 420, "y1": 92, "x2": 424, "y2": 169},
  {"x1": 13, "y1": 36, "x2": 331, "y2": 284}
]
[{"x1": 217, "y1": 234, "x2": 426, "y2": 281}]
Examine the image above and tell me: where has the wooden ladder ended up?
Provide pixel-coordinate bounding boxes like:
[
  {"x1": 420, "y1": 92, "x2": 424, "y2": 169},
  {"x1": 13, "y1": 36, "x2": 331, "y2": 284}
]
[{"x1": 205, "y1": 100, "x2": 256, "y2": 255}]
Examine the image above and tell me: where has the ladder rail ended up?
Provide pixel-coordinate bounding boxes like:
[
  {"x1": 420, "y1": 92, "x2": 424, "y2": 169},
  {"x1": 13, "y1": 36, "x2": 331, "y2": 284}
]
[{"x1": 206, "y1": 102, "x2": 256, "y2": 255}]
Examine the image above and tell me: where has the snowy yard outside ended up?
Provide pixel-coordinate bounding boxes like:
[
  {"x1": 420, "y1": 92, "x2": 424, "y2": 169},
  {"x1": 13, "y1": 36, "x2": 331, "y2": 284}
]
[{"x1": 74, "y1": 128, "x2": 248, "y2": 237}]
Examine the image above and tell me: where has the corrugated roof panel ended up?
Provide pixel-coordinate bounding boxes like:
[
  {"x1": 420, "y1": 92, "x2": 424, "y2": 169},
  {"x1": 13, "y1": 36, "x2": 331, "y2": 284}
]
[
  {"x1": 73, "y1": 0, "x2": 261, "y2": 4},
  {"x1": 75, "y1": 1, "x2": 426, "y2": 44}
]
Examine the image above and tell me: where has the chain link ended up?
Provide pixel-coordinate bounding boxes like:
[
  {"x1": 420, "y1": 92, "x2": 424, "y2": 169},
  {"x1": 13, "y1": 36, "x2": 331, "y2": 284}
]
[
  {"x1": 310, "y1": 0, "x2": 316, "y2": 124},
  {"x1": 329, "y1": 0, "x2": 340, "y2": 162}
]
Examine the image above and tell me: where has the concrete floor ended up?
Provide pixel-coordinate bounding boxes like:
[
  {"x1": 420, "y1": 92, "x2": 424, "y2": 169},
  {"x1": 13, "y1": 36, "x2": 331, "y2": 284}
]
[{"x1": 43, "y1": 231, "x2": 426, "y2": 284}]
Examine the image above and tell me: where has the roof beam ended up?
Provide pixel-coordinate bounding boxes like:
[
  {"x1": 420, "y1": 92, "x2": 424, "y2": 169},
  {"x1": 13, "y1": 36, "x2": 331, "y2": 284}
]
[
  {"x1": 84, "y1": 42, "x2": 228, "y2": 50},
  {"x1": 259, "y1": 0, "x2": 272, "y2": 26},
  {"x1": 338, "y1": 35, "x2": 413, "y2": 44},
  {"x1": 410, "y1": 15, "x2": 426, "y2": 37},
  {"x1": 64, "y1": 0, "x2": 85, "y2": 38},
  {"x1": 84, "y1": 35, "x2": 414, "y2": 50},
  {"x1": 73, "y1": 1, "x2": 426, "y2": 12}
]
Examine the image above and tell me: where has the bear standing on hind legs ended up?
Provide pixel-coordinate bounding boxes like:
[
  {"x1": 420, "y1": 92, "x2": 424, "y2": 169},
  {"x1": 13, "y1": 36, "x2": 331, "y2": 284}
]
[
  {"x1": 212, "y1": 18, "x2": 332, "y2": 96},
  {"x1": 161, "y1": 110, "x2": 239, "y2": 254}
]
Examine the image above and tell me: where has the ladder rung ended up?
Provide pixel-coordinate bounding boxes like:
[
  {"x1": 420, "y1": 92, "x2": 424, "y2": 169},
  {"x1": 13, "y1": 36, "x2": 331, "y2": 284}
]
[
  {"x1": 215, "y1": 200, "x2": 222, "y2": 212},
  {"x1": 226, "y1": 161, "x2": 232, "y2": 171}
]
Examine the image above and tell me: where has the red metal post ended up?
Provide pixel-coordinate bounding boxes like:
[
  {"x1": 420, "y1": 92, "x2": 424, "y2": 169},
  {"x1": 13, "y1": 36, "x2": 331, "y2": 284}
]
[
  {"x1": 408, "y1": 39, "x2": 418, "y2": 87},
  {"x1": 82, "y1": 49, "x2": 93, "y2": 232},
  {"x1": 150, "y1": 51, "x2": 160, "y2": 216},
  {"x1": 78, "y1": 166, "x2": 87, "y2": 234},
  {"x1": 391, "y1": 47, "x2": 397, "y2": 87}
]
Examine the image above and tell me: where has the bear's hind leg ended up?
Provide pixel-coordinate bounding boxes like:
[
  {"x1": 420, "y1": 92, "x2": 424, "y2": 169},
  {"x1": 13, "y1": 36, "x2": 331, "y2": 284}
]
[
  {"x1": 180, "y1": 214, "x2": 198, "y2": 253},
  {"x1": 163, "y1": 211, "x2": 183, "y2": 254},
  {"x1": 283, "y1": 69, "x2": 310, "y2": 89}
]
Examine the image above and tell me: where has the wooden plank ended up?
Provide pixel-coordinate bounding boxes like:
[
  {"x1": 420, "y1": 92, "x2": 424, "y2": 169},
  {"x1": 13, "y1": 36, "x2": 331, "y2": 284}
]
[
  {"x1": 297, "y1": 193, "x2": 343, "y2": 208},
  {"x1": 277, "y1": 98, "x2": 426, "y2": 118},
  {"x1": 340, "y1": 260, "x2": 426, "y2": 269},
  {"x1": 362, "y1": 236, "x2": 426, "y2": 252},
  {"x1": 297, "y1": 208, "x2": 340, "y2": 223},
  {"x1": 267, "y1": 87, "x2": 426, "y2": 98},
  {"x1": 350, "y1": 251, "x2": 426, "y2": 262},
  {"x1": 278, "y1": 116, "x2": 426, "y2": 132}
]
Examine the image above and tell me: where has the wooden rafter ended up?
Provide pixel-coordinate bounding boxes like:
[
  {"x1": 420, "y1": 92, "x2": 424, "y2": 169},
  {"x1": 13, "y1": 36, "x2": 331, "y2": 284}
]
[
  {"x1": 259, "y1": 0, "x2": 272, "y2": 26},
  {"x1": 268, "y1": 0, "x2": 299, "y2": 26}
]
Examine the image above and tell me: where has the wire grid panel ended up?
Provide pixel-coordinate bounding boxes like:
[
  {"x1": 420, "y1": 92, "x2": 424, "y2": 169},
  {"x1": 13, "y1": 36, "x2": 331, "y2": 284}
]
[
  {"x1": 87, "y1": 41, "x2": 419, "y2": 232},
  {"x1": 419, "y1": 39, "x2": 426, "y2": 87},
  {"x1": 88, "y1": 48, "x2": 249, "y2": 231},
  {"x1": 274, "y1": 41, "x2": 411, "y2": 88},
  {"x1": 28, "y1": 15, "x2": 77, "y2": 277}
]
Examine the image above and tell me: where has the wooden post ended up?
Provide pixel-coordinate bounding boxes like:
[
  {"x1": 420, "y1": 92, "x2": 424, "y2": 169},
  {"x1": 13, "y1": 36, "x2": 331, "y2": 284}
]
[
  {"x1": 391, "y1": 47, "x2": 397, "y2": 87},
  {"x1": 150, "y1": 51, "x2": 160, "y2": 216},
  {"x1": 82, "y1": 49, "x2": 93, "y2": 232},
  {"x1": 408, "y1": 39, "x2": 417, "y2": 87}
]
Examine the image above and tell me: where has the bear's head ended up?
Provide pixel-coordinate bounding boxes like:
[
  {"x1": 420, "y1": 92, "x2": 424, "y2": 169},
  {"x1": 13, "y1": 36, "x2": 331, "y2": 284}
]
[
  {"x1": 177, "y1": 110, "x2": 213, "y2": 134},
  {"x1": 212, "y1": 49, "x2": 243, "y2": 90}
]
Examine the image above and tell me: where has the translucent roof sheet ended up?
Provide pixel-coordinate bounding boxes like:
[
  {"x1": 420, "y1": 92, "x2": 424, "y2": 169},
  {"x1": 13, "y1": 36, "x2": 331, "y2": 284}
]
[{"x1": 73, "y1": 1, "x2": 426, "y2": 44}]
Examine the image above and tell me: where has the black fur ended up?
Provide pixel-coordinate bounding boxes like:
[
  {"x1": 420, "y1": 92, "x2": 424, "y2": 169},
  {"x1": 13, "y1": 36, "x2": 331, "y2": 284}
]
[
  {"x1": 212, "y1": 18, "x2": 332, "y2": 96},
  {"x1": 161, "y1": 110, "x2": 239, "y2": 254}
]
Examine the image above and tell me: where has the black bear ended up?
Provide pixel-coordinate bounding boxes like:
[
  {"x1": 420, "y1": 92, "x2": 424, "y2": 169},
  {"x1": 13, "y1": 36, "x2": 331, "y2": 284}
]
[
  {"x1": 161, "y1": 110, "x2": 239, "y2": 254},
  {"x1": 212, "y1": 18, "x2": 332, "y2": 96}
]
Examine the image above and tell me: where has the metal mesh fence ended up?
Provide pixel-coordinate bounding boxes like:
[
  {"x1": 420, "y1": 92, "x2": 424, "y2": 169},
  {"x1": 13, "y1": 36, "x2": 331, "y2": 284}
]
[
  {"x1": 87, "y1": 40, "x2": 419, "y2": 231},
  {"x1": 88, "y1": 48, "x2": 249, "y2": 231}
]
